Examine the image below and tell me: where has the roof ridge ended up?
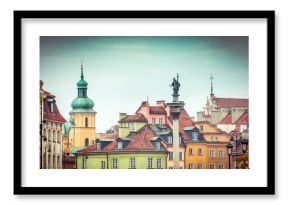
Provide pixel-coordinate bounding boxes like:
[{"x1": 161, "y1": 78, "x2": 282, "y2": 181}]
[{"x1": 139, "y1": 125, "x2": 148, "y2": 150}]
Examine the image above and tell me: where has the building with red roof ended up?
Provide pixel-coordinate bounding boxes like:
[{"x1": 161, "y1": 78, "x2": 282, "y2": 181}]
[
  {"x1": 75, "y1": 125, "x2": 167, "y2": 169},
  {"x1": 197, "y1": 75, "x2": 248, "y2": 125},
  {"x1": 40, "y1": 81, "x2": 66, "y2": 169}
]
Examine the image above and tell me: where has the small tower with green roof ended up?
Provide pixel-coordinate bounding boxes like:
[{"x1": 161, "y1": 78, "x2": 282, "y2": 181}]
[{"x1": 69, "y1": 63, "x2": 97, "y2": 149}]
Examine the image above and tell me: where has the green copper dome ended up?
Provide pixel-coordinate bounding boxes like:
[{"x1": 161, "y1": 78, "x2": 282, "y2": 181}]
[
  {"x1": 71, "y1": 97, "x2": 94, "y2": 112},
  {"x1": 77, "y1": 78, "x2": 88, "y2": 87},
  {"x1": 70, "y1": 63, "x2": 95, "y2": 113}
]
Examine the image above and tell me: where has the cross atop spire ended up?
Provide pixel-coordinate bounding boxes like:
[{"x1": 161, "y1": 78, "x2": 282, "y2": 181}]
[
  {"x1": 81, "y1": 60, "x2": 84, "y2": 79},
  {"x1": 210, "y1": 74, "x2": 214, "y2": 95}
]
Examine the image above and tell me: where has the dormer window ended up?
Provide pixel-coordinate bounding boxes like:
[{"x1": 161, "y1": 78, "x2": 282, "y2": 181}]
[
  {"x1": 156, "y1": 141, "x2": 161, "y2": 149},
  {"x1": 168, "y1": 136, "x2": 172, "y2": 144},
  {"x1": 96, "y1": 143, "x2": 101, "y2": 151},
  {"x1": 192, "y1": 132, "x2": 198, "y2": 141},
  {"x1": 50, "y1": 102, "x2": 54, "y2": 113},
  {"x1": 117, "y1": 142, "x2": 123, "y2": 150}
]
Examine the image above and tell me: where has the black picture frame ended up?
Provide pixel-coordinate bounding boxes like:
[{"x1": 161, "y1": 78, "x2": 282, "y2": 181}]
[{"x1": 14, "y1": 10, "x2": 275, "y2": 195}]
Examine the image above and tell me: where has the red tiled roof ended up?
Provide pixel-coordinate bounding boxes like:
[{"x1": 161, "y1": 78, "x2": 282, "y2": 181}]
[
  {"x1": 78, "y1": 125, "x2": 163, "y2": 153},
  {"x1": 235, "y1": 110, "x2": 249, "y2": 132},
  {"x1": 218, "y1": 113, "x2": 233, "y2": 124},
  {"x1": 120, "y1": 113, "x2": 147, "y2": 122},
  {"x1": 96, "y1": 133, "x2": 119, "y2": 139},
  {"x1": 124, "y1": 126, "x2": 157, "y2": 151},
  {"x1": 43, "y1": 90, "x2": 66, "y2": 123},
  {"x1": 149, "y1": 106, "x2": 167, "y2": 115},
  {"x1": 215, "y1": 98, "x2": 248, "y2": 108}
]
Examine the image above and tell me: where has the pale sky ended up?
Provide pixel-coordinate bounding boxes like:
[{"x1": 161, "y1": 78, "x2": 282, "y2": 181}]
[{"x1": 40, "y1": 36, "x2": 248, "y2": 133}]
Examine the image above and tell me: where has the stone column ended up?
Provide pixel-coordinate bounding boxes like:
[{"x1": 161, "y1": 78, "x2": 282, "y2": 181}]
[{"x1": 168, "y1": 101, "x2": 184, "y2": 169}]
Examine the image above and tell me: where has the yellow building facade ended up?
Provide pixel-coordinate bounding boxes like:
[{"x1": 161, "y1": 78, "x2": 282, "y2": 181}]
[{"x1": 184, "y1": 121, "x2": 230, "y2": 169}]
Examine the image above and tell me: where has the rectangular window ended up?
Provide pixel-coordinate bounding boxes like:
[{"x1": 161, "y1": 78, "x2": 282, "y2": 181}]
[
  {"x1": 128, "y1": 122, "x2": 133, "y2": 130},
  {"x1": 168, "y1": 152, "x2": 173, "y2": 160},
  {"x1": 209, "y1": 149, "x2": 215, "y2": 158},
  {"x1": 179, "y1": 152, "x2": 183, "y2": 160},
  {"x1": 157, "y1": 158, "x2": 162, "y2": 169},
  {"x1": 209, "y1": 164, "x2": 215, "y2": 169},
  {"x1": 83, "y1": 159, "x2": 87, "y2": 169},
  {"x1": 198, "y1": 163, "x2": 203, "y2": 169},
  {"x1": 189, "y1": 148, "x2": 193, "y2": 155},
  {"x1": 156, "y1": 141, "x2": 161, "y2": 149},
  {"x1": 159, "y1": 118, "x2": 163, "y2": 125},
  {"x1": 188, "y1": 163, "x2": 194, "y2": 169},
  {"x1": 179, "y1": 137, "x2": 182, "y2": 144},
  {"x1": 192, "y1": 132, "x2": 198, "y2": 140},
  {"x1": 218, "y1": 150, "x2": 224, "y2": 158},
  {"x1": 200, "y1": 125, "x2": 203, "y2": 131},
  {"x1": 198, "y1": 148, "x2": 203, "y2": 156},
  {"x1": 168, "y1": 136, "x2": 172, "y2": 144},
  {"x1": 96, "y1": 143, "x2": 101, "y2": 151},
  {"x1": 57, "y1": 156, "x2": 60, "y2": 169},
  {"x1": 147, "y1": 158, "x2": 153, "y2": 169},
  {"x1": 85, "y1": 117, "x2": 88, "y2": 127},
  {"x1": 112, "y1": 158, "x2": 118, "y2": 169},
  {"x1": 169, "y1": 167, "x2": 173, "y2": 169},
  {"x1": 130, "y1": 158, "x2": 136, "y2": 169},
  {"x1": 53, "y1": 156, "x2": 55, "y2": 169},
  {"x1": 218, "y1": 164, "x2": 224, "y2": 169},
  {"x1": 117, "y1": 142, "x2": 123, "y2": 149},
  {"x1": 152, "y1": 118, "x2": 156, "y2": 124},
  {"x1": 101, "y1": 161, "x2": 106, "y2": 169}
]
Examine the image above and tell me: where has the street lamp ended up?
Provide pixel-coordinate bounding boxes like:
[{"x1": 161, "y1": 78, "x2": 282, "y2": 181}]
[
  {"x1": 241, "y1": 139, "x2": 249, "y2": 169},
  {"x1": 82, "y1": 153, "x2": 88, "y2": 169},
  {"x1": 226, "y1": 143, "x2": 233, "y2": 169}
]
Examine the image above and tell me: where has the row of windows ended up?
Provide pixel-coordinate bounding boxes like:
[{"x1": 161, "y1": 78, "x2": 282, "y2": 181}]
[
  {"x1": 43, "y1": 155, "x2": 61, "y2": 169},
  {"x1": 167, "y1": 136, "x2": 182, "y2": 144},
  {"x1": 188, "y1": 148, "x2": 224, "y2": 158},
  {"x1": 120, "y1": 122, "x2": 135, "y2": 130},
  {"x1": 151, "y1": 118, "x2": 163, "y2": 125},
  {"x1": 188, "y1": 163, "x2": 224, "y2": 169},
  {"x1": 83, "y1": 158, "x2": 163, "y2": 169},
  {"x1": 44, "y1": 130, "x2": 61, "y2": 143},
  {"x1": 168, "y1": 152, "x2": 183, "y2": 160}
]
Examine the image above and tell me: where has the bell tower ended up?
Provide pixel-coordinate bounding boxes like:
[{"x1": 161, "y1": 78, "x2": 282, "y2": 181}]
[{"x1": 69, "y1": 63, "x2": 96, "y2": 149}]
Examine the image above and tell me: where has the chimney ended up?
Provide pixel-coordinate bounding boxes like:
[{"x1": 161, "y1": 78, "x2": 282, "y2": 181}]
[
  {"x1": 119, "y1": 113, "x2": 127, "y2": 120},
  {"x1": 156, "y1": 100, "x2": 165, "y2": 106}
]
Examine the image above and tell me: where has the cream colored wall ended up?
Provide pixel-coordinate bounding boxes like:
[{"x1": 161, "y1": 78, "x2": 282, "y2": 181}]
[{"x1": 217, "y1": 124, "x2": 236, "y2": 133}]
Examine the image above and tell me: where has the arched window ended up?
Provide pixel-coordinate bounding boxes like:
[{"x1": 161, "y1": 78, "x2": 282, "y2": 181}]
[
  {"x1": 85, "y1": 117, "x2": 88, "y2": 127},
  {"x1": 85, "y1": 138, "x2": 89, "y2": 147}
]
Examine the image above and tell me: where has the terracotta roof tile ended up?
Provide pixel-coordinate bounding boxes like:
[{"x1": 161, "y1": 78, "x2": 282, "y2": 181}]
[
  {"x1": 149, "y1": 106, "x2": 167, "y2": 115},
  {"x1": 234, "y1": 110, "x2": 249, "y2": 131},
  {"x1": 78, "y1": 125, "x2": 164, "y2": 153},
  {"x1": 215, "y1": 98, "x2": 248, "y2": 108},
  {"x1": 218, "y1": 113, "x2": 233, "y2": 124},
  {"x1": 119, "y1": 113, "x2": 147, "y2": 123}
]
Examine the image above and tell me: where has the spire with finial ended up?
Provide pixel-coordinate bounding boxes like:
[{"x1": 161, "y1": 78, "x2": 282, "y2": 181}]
[
  {"x1": 210, "y1": 74, "x2": 214, "y2": 96},
  {"x1": 81, "y1": 60, "x2": 84, "y2": 79}
]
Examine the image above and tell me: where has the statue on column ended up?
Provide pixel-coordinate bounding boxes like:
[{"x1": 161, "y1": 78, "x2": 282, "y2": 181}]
[{"x1": 170, "y1": 73, "x2": 180, "y2": 96}]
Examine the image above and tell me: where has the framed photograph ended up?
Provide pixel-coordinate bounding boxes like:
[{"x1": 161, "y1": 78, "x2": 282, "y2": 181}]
[{"x1": 14, "y1": 10, "x2": 275, "y2": 195}]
